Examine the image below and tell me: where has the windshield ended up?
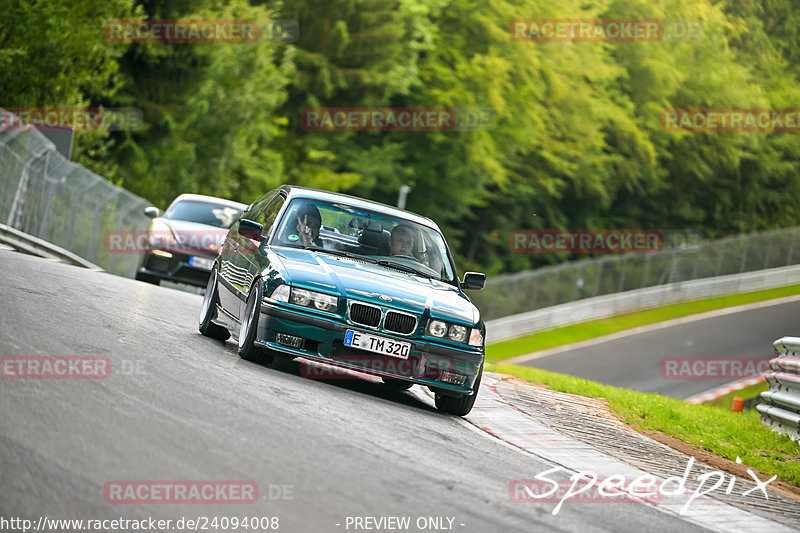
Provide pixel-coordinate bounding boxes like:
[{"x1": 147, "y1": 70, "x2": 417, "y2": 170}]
[
  {"x1": 163, "y1": 200, "x2": 242, "y2": 229},
  {"x1": 271, "y1": 198, "x2": 457, "y2": 284}
]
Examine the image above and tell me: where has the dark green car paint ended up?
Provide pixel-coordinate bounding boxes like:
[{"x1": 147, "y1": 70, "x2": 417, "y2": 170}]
[{"x1": 209, "y1": 185, "x2": 485, "y2": 398}]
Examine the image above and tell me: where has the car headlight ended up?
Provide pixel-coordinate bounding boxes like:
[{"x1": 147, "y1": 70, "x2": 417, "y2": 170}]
[
  {"x1": 448, "y1": 324, "x2": 467, "y2": 343},
  {"x1": 426, "y1": 319, "x2": 475, "y2": 344},
  {"x1": 427, "y1": 320, "x2": 448, "y2": 337},
  {"x1": 149, "y1": 220, "x2": 174, "y2": 248},
  {"x1": 290, "y1": 288, "x2": 338, "y2": 313}
]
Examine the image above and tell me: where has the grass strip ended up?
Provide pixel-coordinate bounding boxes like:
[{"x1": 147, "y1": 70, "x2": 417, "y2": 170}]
[
  {"x1": 486, "y1": 283, "x2": 800, "y2": 363},
  {"x1": 488, "y1": 363, "x2": 800, "y2": 487}
]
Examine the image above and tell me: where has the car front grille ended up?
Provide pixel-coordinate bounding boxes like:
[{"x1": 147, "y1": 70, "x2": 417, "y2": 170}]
[
  {"x1": 383, "y1": 311, "x2": 417, "y2": 335},
  {"x1": 349, "y1": 302, "x2": 381, "y2": 327}
]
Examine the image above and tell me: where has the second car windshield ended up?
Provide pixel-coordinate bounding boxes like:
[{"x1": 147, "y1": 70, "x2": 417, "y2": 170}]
[
  {"x1": 164, "y1": 200, "x2": 242, "y2": 229},
  {"x1": 271, "y1": 199, "x2": 456, "y2": 284}
]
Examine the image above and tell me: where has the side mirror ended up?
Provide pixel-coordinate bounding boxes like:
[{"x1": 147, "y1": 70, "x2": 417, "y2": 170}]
[
  {"x1": 238, "y1": 219, "x2": 263, "y2": 240},
  {"x1": 461, "y1": 272, "x2": 486, "y2": 290},
  {"x1": 144, "y1": 206, "x2": 160, "y2": 219}
]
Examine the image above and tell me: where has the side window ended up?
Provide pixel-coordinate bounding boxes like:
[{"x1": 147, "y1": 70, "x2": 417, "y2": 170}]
[
  {"x1": 256, "y1": 194, "x2": 286, "y2": 237},
  {"x1": 241, "y1": 191, "x2": 275, "y2": 222}
]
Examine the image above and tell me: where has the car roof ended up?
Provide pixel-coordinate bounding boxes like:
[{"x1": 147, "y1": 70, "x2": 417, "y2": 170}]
[
  {"x1": 171, "y1": 193, "x2": 247, "y2": 210},
  {"x1": 279, "y1": 185, "x2": 439, "y2": 231}
]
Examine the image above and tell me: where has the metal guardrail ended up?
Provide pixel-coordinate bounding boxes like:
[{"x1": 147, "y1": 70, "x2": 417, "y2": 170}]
[
  {"x1": 0, "y1": 222, "x2": 102, "y2": 270},
  {"x1": 758, "y1": 337, "x2": 800, "y2": 441},
  {"x1": 486, "y1": 265, "x2": 800, "y2": 344}
]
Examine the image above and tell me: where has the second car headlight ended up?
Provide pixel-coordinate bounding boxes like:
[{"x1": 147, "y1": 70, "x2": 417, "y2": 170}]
[
  {"x1": 290, "y1": 288, "x2": 338, "y2": 313},
  {"x1": 426, "y1": 319, "x2": 473, "y2": 344}
]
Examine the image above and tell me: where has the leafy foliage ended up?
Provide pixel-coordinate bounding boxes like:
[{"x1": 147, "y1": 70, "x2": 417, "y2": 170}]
[{"x1": 6, "y1": 0, "x2": 800, "y2": 275}]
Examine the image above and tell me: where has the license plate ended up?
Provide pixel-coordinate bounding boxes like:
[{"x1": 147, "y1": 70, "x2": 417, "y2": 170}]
[
  {"x1": 344, "y1": 329, "x2": 410, "y2": 359},
  {"x1": 189, "y1": 256, "x2": 214, "y2": 270}
]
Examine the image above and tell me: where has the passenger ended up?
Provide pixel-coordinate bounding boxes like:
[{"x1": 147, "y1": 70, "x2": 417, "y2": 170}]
[{"x1": 390, "y1": 224, "x2": 415, "y2": 257}]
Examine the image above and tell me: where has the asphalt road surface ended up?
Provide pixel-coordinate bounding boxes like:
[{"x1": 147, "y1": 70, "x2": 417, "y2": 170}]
[
  {"x1": 523, "y1": 298, "x2": 800, "y2": 398},
  {"x1": 0, "y1": 249, "x2": 712, "y2": 533}
]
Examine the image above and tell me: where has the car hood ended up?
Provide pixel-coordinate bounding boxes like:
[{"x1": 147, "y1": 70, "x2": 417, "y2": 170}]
[
  {"x1": 271, "y1": 247, "x2": 479, "y2": 325},
  {"x1": 153, "y1": 218, "x2": 228, "y2": 256}
]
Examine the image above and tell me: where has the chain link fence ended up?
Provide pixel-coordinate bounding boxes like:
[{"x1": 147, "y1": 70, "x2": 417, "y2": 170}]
[
  {"x1": 0, "y1": 110, "x2": 152, "y2": 277},
  {"x1": 472, "y1": 226, "x2": 800, "y2": 320}
]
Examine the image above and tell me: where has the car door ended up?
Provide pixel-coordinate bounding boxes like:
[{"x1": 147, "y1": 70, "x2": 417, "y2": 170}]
[
  {"x1": 218, "y1": 191, "x2": 275, "y2": 315},
  {"x1": 237, "y1": 192, "x2": 287, "y2": 319}
]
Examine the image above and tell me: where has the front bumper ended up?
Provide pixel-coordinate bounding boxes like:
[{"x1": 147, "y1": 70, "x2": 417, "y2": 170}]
[
  {"x1": 255, "y1": 301, "x2": 483, "y2": 396},
  {"x1": 137, "y1": 251, "x2": 213, "y2": 287}
]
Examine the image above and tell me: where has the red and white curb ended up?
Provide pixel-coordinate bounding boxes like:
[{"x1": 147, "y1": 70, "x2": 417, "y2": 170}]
[{"x1": 685, "y1": 375, "x2": 766, "y2": 404}]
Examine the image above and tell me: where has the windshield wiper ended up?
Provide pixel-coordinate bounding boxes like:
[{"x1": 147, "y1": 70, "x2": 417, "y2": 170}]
[
  {"x1": 376, "y1": 259, "x2": 433, "y2": 279},
  {"x1": 309, "y1": 247, "x2": 378, "y2": 263}
]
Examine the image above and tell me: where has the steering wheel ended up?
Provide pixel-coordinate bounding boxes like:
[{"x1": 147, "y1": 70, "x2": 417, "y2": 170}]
[{"x1": 391, "y1": 254, "x2": 417, "y2": 260}]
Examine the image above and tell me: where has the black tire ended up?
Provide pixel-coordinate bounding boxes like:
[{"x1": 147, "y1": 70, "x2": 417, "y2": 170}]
[
  {"x1": 135, "y1": 272, "x2": 160, "y2": 285},
  {"x1": 435, "y1": 364, "x2": 483, "y2": 416},
  {"x1": 381, "y1": 377, "x2": 413, "y2": 390},
  {"x1": 238, "y1": 280, "x2": 275, "y2": 365},
  {"x1": 198, "y1": 267, "x2": 230, "y2": 341}
]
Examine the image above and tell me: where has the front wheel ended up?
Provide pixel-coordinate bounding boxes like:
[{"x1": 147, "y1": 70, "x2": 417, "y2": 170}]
[
  {"x1": 435, "y1": 364, "x2": 482, "y2": 416},
  {"x1": 199, "y1": 267, "x2": 230, "y2": 341},
  {"x1": 238, "y1": 280, "x2": 275, "y2": 365}
]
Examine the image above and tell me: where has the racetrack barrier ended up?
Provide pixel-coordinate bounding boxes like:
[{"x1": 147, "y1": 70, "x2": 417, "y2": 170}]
[
  {"x1": 758, "y1": 337, "x2": 800, "y2": 441},
  {"x1": 0, "y1": 108, "x2": 153, "y2": 277}
]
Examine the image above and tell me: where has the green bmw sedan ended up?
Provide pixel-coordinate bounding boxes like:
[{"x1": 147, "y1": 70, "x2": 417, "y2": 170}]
[{"x1": 199, "y1": 185, "x2": 486, "y2": 416}]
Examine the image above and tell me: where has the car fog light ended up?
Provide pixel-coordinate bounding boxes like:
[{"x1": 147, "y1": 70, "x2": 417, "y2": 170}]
[{"x1": 276, "y1": 333, "x2": 303, "y2": 348}]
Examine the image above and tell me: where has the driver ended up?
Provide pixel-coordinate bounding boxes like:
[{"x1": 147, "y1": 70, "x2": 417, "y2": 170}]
[{"x1": 390, "y1": 224, "x2": 415, "y2": 257}]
